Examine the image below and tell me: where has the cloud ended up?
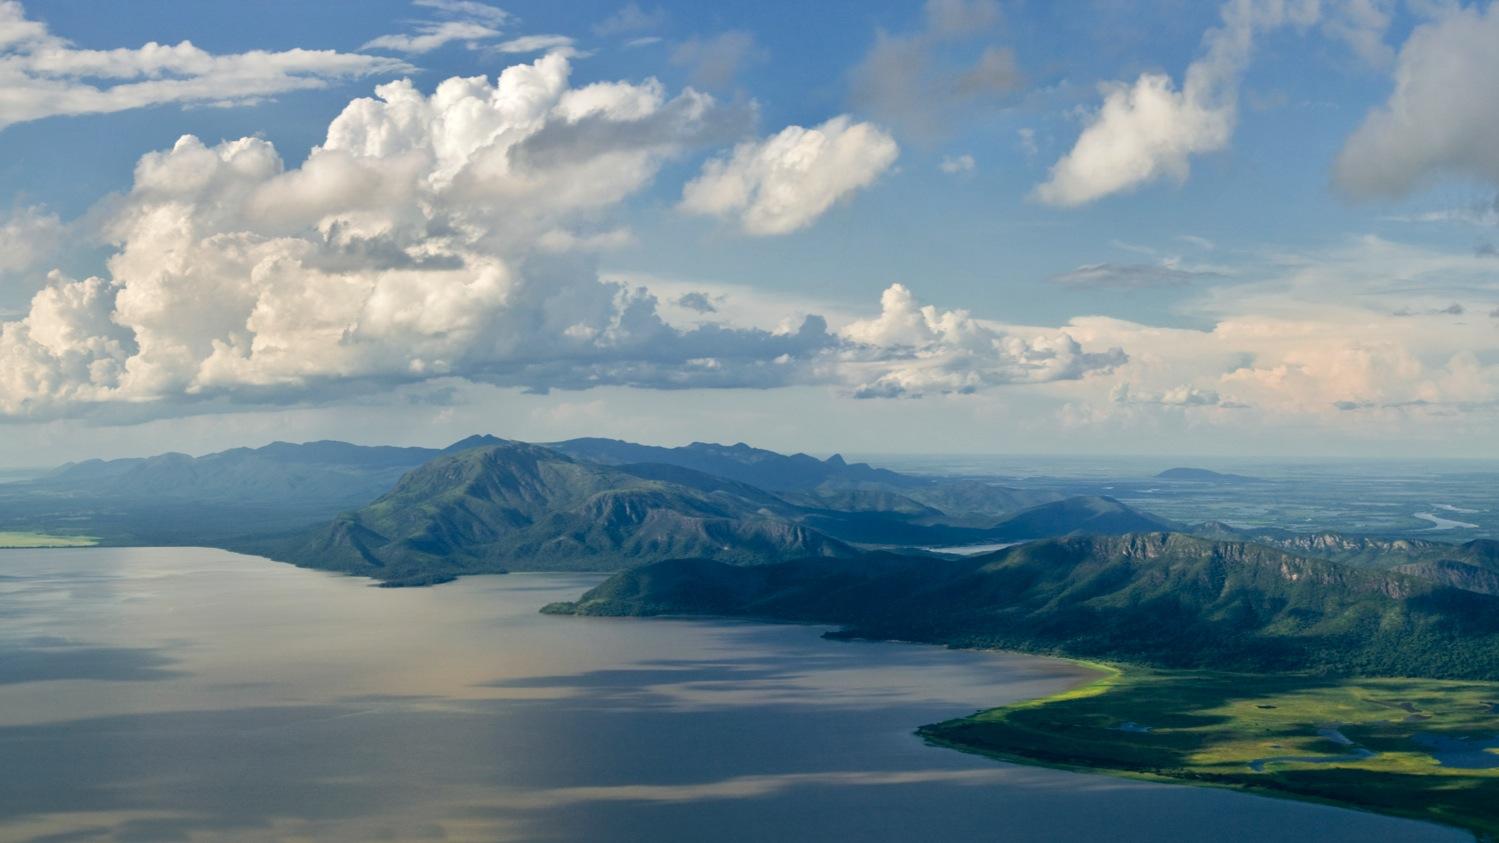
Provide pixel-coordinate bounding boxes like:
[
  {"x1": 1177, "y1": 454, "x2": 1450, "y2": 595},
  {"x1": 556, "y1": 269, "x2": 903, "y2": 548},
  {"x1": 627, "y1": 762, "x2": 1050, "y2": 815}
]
[
  {"x1": 494, "y1": 34, "x2": 575, "y2": 55},
  {"x1": 1016, "y1": 127, "x2": 1037, "y2": 157},
  {"x1": 680, "y1": 116, "x2": 898, "y2": 235},
  {"x1": 1320, "y1": 0, "x2": 1395, "y2": 69},
  {"x1": 0, "y1": 1, "x2": 411, "y2": 130},
  {"x1": 670, "y1": 31, "x2": 762, "y2": 89},
  {"x1": 939, "y1": 154, "x2": 975, "y2": 174},
  {"x1": 1112, "y1": 382, "x2": 1239, "y2": 408},
  {"x1": 848, "y1": 0, "x2": 1021, "y2": 141},
  {"x1": 0, "y1": 53, "x2": 795, "y2": 415},
  {"x1": 413, "y1": 0, "x2": 510, "y2": 26},
  {"x1": 1055, "y1": 235, "x2": 1499, "y2": 433},
  {"x1": 1334, "y1": 3, "x2": 1499, "y2": 199},
  {"x1": 1393, "y1": 302, "x2": 1467, "y2": 317},
  {"x1": 1048, "y1": 261, "x2": 1222, "y2": 289},
  {"x1": 838, "y1": 284, "x2": 1126, "y2": 398},
  {"x1": 0, "y1": 54, "x2": 1116, "y2": 419},
  {"x1": 0, "y1": 205, "x2": 62, "y2": 278},
  {"x1": 362, "y1": 1, "x2": 512, "y2": 54},
  {"x1": 1388, "y1": 195, "x2": 1499, "y2": 227},
  {"x1": 675, "y1": 292, "x2": 718, "y2": 313},
  {"x1": 362, "y1": 20, "x2": 501, "y2": 54},
  {"x1": 1034, "y1": 0, "x2": 1318, "y2": 207},
  {"x1": 594, "y1": 3, "x2": 665, "y2": 37}
]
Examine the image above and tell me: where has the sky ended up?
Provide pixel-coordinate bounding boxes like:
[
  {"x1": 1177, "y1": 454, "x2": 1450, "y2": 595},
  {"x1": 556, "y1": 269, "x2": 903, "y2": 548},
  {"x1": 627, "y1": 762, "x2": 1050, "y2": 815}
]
[{"x1": 1, "y1": 0, "x2": 1498, "y2": 465}]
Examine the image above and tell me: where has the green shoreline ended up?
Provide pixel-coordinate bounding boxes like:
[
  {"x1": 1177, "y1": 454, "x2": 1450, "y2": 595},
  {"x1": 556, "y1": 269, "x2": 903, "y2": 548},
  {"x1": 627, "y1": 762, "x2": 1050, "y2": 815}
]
[{"x1": 918, "y1": 662, "x2": 1499, "y2": 840}]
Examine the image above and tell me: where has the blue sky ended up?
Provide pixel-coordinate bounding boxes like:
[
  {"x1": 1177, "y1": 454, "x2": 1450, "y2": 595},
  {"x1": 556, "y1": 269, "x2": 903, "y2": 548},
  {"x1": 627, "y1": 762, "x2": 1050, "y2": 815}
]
[{"x1": 1, "y1": 0, "x2": 1497, "y2": 464}]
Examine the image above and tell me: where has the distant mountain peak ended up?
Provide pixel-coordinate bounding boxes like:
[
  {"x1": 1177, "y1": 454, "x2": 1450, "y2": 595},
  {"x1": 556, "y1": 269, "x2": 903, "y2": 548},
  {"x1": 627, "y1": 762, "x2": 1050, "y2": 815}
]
[{"x1": 443, "y1": 434, "x2": 512, "y2": 453}]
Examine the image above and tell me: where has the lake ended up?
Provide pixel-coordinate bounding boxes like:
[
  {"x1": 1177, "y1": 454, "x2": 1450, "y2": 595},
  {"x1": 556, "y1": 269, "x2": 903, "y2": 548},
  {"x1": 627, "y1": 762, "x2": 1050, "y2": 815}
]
[{"x1": 0, "y1": 548, "x2": 1464, "y2": 842}]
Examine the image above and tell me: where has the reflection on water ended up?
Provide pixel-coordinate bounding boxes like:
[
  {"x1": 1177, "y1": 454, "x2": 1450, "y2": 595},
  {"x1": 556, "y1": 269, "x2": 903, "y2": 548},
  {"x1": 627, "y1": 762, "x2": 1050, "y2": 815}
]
[{"x1": 0, "y1": 548, "x2": 1466, "y2": 842}]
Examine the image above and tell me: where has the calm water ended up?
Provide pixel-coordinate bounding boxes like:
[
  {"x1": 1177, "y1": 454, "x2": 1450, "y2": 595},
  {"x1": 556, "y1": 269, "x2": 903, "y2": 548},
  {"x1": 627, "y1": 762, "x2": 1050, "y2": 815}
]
[{"x1": 0, "y1": 548, "x2": 1464, "y2": 842}]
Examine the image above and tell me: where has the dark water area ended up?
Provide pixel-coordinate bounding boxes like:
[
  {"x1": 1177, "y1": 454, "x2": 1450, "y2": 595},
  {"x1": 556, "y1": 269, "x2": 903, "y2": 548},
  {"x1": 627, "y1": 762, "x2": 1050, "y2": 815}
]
[{"x1": 0, "y1": 548, "x2": 1465, "y2": 842}]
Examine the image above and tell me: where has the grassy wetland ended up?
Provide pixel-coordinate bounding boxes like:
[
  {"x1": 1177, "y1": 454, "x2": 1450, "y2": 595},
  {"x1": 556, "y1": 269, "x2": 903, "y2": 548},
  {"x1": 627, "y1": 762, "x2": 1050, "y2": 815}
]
[{"x1": 921, "y1": 666, "x2": 1499, "y2": 838}]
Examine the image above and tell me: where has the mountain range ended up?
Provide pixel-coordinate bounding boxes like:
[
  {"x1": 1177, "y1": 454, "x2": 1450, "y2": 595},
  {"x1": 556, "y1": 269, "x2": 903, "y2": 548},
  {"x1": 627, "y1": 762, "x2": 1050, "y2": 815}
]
[
  {"x1": 547, "y1": 532, "x2": 1499, "y2": 679},
  {"x1": 268, "y1": 441, "x2": 1172, "y2": 584},
  {"x1": 9, "y1": 434, "x2": 1493, "y2": 605},
  {"x1": 1, "y1": 433, "x2": 1168, "y2": 577}
]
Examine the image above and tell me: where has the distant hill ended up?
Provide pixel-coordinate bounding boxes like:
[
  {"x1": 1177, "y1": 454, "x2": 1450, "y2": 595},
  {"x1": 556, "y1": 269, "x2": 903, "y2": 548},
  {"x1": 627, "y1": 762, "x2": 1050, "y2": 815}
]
[
  {"x1": 36, "y1": 440, "x2": 446, "y2": 505},
  {"x1": 1156, "y1": 467, "x2": 1256, "y2": 483},
  {"x1": 988, "y1": 496, "x2": 1175, "y2": 540},
  {"x1": 0, "y1": 436, "x2": 516, "y2": 546},
  {"x1": 547, "y1": 437, "x2": 1060, "y2": 523},
  {"x1": 548, "y1": 532, "x2": 1499, "y2": 679},
  {"x1": 276, "y1": 442, "x2": 858, "y2": 583},
  {"x1": 545, "y1": 438, "x2": 913, "y2": 491}
]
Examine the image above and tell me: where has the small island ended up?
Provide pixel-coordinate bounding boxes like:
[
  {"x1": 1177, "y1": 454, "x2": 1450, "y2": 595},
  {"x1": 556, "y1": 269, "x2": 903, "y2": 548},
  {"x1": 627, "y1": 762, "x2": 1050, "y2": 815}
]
[{"x1": 1155, "y1": 467, "x2": 1258, "y2": 483}]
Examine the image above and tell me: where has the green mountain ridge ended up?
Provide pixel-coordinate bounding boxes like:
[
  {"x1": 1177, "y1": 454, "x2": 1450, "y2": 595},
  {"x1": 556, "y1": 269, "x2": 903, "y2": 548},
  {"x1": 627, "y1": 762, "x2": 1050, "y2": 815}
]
[
  {"x1": 273, "y1": 442, "x2": 862, "y2": 582},
  {"x1": 548, "y1": 531, "x2": 1499, "y2": 679}
]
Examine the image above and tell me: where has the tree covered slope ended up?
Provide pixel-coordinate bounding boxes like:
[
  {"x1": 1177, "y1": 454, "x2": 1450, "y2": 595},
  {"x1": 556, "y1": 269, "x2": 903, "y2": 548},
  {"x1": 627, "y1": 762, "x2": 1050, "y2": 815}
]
[
  {"x1": 277, "y1": 442, "x2": 860, "y2": 582},
  {"x1": 549, "y1": 532, "x2": 1499, "y2": 679}
]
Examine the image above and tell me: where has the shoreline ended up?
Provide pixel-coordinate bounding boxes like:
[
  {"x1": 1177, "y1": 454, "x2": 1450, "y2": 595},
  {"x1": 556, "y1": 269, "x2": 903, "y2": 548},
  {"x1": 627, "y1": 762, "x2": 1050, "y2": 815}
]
[{"x1": 917, "y1": 664, "x2": 1497, "y2": 841}]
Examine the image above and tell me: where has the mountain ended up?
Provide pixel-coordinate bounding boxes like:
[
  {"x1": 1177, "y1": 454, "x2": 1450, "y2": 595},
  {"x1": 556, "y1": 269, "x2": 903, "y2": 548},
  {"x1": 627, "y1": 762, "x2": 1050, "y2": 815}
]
[
  {"x1": 987, "y1": 496, "x2": 1176, "y2": 540},
  {"x1": 1156, "y1": 467, "x2": 1256, "y2": 483},
  {"x1": 7, "y1": 431, "x2": 1181, "y2": 566},
  {"x1": 278, "y1": 442, "x2": 858, "y2": 583},
  {"x1": 0, "y1": 436, "x2": 520, "y2": 546},
  {"x1": 547, "y1": 532, "x2": 1499, "y2": 679},
  {"x1": 35, "y1": 440, "x2": 445, "y2": 506},
  {"x1": 1189, "y1": 524, "x2": 1499, "y2": 592},
  {"x1": 545, "y1": 438, "x2": 914, "y2": 491},
  {"x1": 546, "y1": 437, "x2": 1061, "y2": 523}
]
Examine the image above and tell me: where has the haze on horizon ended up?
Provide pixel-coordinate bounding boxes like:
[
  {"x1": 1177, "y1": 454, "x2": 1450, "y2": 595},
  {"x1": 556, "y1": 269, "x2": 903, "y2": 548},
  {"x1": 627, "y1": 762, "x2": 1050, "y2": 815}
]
[{"x1": 2, "y1": 0, "x2": 1498, "y2": 466}]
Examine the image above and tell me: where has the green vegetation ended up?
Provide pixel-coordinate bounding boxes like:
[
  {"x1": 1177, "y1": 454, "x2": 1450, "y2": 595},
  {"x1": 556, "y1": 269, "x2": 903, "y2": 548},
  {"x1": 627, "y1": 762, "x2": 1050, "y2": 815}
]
[
  {"x1": 274, "y1": 440, "x2": 1178, "y2": 581},
  {"x1": 550, "y1": 533, "x2": 1499, "y2": 678},
  {"x1": 0, "y1": 531, "x2": 98, "y2": 547},
  {"x1": 921, "y1": 667, "x2": 1499, "y2": 838},
  {"x1": 279, "y1": 442, "x2": 863, "y2": 580},
  {"x1": 552, "y1": 530, "x2": 1499, "y2": 833}
]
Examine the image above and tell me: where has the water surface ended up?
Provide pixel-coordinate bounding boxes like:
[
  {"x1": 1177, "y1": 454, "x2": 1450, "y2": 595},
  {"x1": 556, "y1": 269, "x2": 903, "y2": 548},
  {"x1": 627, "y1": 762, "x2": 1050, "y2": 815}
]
[{"x1": 0, "y1": 548, "x2": 1465, "y2": 842}]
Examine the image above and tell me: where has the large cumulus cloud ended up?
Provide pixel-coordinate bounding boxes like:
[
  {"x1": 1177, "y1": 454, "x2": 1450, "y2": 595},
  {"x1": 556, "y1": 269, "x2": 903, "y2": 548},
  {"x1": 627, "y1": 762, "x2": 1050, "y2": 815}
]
[
  {"x1": 0, "y1": 52, "x2": 1124, "y2": 419},
  {"x1": 1334, "y1": 3, "x2": 1499, "y2": 199},
  {"x1": 838, "y1": 284, "x2": 1126, "y2": 398}
]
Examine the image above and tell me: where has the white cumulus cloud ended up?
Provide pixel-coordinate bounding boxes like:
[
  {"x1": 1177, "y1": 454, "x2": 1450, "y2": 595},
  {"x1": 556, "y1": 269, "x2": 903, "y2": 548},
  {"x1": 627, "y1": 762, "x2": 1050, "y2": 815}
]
[
  {"x1": 680, "y1": 116, "x2": 899, "y2": 236},
  {"x1": 0, "y1": 53, "x2": 1119, "y2": 419},
  {"x1": 1035, "y1": 0, "x2": 1319, "y2": 207},
  {"x1": 837, "y1": 284, "x2": 1126, "y2": 398}
]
